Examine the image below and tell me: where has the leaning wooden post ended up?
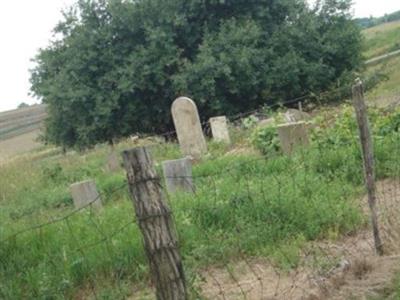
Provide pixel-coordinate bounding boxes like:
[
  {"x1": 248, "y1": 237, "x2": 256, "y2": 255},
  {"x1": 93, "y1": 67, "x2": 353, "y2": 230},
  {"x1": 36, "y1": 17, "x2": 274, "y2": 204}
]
[
  {"x1": 352, "y1": 78, "x2": 383, "y2": 256},
  {"x1": 122, "y1": 147, "x2": 188, "y2": 299}
]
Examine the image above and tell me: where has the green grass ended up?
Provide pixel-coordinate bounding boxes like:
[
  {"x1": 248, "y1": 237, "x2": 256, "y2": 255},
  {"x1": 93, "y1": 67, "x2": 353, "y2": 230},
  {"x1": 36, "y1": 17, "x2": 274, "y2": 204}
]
[
  {"x1": 367, "y1": 273, "x2": 400, "y2": 300},
  {"x1": 2, "y1": 112, "x2": 400, "y2": 299},
  {"x1": 363, "y1": 20, "x2": 400, "y2": 60},
  {"x1": 363, "y1": 21, "x2": 400, "y2": 106},
  {"x1": 366, "y1": 55, "x2": 400, "y2": 106},
  {"x1": 2, "y1": 104, "x2": 400, "y2": 298}
]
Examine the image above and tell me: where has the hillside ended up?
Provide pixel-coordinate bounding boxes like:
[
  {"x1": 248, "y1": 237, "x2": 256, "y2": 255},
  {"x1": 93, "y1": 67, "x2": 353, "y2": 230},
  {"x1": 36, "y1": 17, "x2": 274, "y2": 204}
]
[
  {"x1": 356, "y1": 10, "x2": 400, "y2": 29},
  {"x1": 364, "y1": 21, "x2": 400, "y2": 107},
  {"x1": 0, "y1": 104, "x2": 47, "y2": 140},
  {"x1": 363, "y1": 20, "x2": 400, "y2": 60},
  {"x1": 0, "y1": 104, "x2": 47, "y2": 160}
]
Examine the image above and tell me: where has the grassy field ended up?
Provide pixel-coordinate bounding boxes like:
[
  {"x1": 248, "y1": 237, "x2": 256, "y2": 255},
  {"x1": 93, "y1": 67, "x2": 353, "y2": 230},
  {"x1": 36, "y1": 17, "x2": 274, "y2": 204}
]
[
  {"x1": 364, "y1": 21, "x2": 400, "y2": 107},
  {"x1": 363, "y1": 20, "x2": 400, "y2": 60},
  {"x1": 0, "y1": 129, "x2": 44, "y2": 162},
  {"x1": 2, "y1": 103, "x2": 400, "y2": 298},
  {"x1": 0, "y1": 105, "x2": 47, "y2": 160}
]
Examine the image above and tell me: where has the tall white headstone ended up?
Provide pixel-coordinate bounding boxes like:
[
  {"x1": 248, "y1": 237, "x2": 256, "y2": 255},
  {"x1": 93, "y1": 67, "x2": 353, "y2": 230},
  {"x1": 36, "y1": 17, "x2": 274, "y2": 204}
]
[{"x1": 171, "y1": 97, "x2": 207, "y2": 159}]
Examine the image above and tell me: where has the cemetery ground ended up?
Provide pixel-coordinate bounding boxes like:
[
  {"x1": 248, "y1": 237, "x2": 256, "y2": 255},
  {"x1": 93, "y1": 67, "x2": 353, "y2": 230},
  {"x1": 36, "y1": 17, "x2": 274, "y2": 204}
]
[
  {"x1": 2, "y1": 20, "x2": 400, "y2": 300},
  {"x1": 2, "y1": 102, "x2": 400, "y2": 299}
]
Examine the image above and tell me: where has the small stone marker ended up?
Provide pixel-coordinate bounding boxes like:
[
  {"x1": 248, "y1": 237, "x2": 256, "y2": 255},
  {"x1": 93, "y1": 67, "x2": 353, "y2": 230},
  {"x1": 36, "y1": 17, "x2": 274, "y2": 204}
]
[
  {"x1": 171, "y1": 97, "x2": 207, "y2": 159},
  {"x1": 70, "y1": 180, "x2": 102, "y2": 210},
  {"x1": 106, "y1": 151, "x2": 120, "y2": 172},
  {"x1": 277, "y1": 121, "x2": 309, "y2": 155},
  {"x1": 284, "y1": 109, "x2": 310, "y2": 123},
  {"x1": 209, "y1": 116, "x2": 231, "y2": 144},
  {"x1": 162, "y1": 158, "x2": 194, "y2": 193}
]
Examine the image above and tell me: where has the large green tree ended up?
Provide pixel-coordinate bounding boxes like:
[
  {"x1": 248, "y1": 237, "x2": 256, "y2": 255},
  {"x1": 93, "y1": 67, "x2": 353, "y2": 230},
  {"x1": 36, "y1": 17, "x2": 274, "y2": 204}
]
[{"x1": 31, "y1": 0, "x2": 362, "y2": 149}]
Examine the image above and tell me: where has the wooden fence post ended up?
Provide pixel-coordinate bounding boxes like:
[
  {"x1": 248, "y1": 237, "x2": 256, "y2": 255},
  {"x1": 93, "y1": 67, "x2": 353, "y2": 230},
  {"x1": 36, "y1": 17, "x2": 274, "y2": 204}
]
[
  {"x1": 352, "y1": 78, "x2": 384, "y2": 256},
  {"x1": 122, "y1": 147, "x2": 188, "y2": 299}
]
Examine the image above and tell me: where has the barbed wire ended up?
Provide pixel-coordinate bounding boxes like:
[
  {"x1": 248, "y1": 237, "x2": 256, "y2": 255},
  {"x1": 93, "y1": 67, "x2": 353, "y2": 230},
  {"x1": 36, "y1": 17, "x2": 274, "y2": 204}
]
[
  {"x1": 2, "y1": 80, "x2": 400, "y2": 299},
  {"x1": 0, "y1": 181, "x2": 127, "y2": 243}
]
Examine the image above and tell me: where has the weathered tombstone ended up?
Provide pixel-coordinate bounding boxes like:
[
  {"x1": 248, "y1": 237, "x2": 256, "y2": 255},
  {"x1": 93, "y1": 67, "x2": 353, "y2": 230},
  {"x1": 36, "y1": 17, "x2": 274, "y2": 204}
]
[
  {"x1": 284, "y1": 109, "x2": 310, "y2": 123},
  {"x1": 257, "y1": 117, "x2": 275, "y2": 128},
  {"x1": 162, "y1": 158, "x2": 194, "y2": 194},
  {"x1": 171, "y1": 97, "x2": 207, "y2": 159},
  {"x1": 106, "y1": 151, "x2": 120, "y2": 172},
  {"x1": 277, "y1": 121, "x2": 309, "y2": 155},
  {"x1": 70, "y1": 180, "x2": 102, "y2": 210},
  {"x1": 209, "y1": 116, "x2": 231, "y2": 144}
]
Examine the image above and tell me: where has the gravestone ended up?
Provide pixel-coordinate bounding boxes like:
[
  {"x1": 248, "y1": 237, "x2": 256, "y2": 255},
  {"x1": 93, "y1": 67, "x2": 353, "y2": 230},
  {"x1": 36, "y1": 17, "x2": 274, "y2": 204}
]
[
  {"x1": 171, "y1": 97, "x2": 207, "y2": 159},
  {"x1": 70, "y1": 180, "x2": 102, "y2": 210},
  {"x1": 106, "y1": 151, "x2": 120, "y2": 172},
  {"x1": 209, "y1": 116, "x2": 231, "y2": 144},
  {"x1": 284, "y1": 109, "x2": 310, "y2": 123},
  {"x1": 162, "y1": 158, "x2": 194, "y2": 194},
  {"x1": 277, "y1": 121, "x2": 309, "y2": 155}
]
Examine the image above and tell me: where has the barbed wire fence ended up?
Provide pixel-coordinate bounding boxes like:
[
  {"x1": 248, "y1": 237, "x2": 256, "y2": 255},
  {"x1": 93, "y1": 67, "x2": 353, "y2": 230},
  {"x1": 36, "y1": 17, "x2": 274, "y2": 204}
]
[{"x1": 1, "y1": 79, "x2": 400, "y2": 299}]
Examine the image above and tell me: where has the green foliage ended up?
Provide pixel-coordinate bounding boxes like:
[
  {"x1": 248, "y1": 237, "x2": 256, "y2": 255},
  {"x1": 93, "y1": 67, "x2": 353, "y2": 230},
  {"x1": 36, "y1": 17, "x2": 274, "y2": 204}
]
[
  {"x1": 242, "y1": 115, "x2": 259, "y2": 130},
  {"x1": 17, "y1": 102, "x2": 30, "y2": 109},
  {"x1": 250, "y1": 123, "x2": 280, "y2": 156},
  {"x1": 31, "y1": 0, "x2": 363, "y2": 149}
]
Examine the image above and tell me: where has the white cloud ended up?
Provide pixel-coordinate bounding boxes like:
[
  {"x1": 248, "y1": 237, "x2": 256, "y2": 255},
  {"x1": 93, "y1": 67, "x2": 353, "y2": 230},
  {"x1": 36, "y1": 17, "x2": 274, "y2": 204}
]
[{"x1": 0, "y1": 0, "x2": 398, "y2": 112}]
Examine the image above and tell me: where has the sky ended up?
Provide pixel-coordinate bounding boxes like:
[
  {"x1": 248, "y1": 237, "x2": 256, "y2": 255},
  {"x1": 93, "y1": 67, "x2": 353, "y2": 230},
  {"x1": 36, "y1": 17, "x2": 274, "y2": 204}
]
[{"x1": 0, "y1": 0, "x2": 399, "y2": 113}]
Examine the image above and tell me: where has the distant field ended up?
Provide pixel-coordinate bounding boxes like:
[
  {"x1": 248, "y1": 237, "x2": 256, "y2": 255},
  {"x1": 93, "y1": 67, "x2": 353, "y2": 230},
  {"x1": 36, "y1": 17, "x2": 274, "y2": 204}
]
[
  {"x1": 0, "y1": 129, "x2": 43, "y2": 162},
  {"x1": 0, "y1": 105, "x2": 47, "y2": 160},
  {"x1": 363, "y1": 21, "x2": 400, "y2": 106},
  {"x1": 363, "y1": 20, "x2": 400, "y2": 60},
  {"x1": 0, "y1": 104, "x2": 46, "y2": 124}
]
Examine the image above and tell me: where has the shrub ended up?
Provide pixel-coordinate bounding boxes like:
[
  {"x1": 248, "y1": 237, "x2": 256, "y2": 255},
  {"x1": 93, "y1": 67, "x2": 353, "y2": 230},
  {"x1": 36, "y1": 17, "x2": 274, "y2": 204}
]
[{"x1": 250, "y1": 124, "x2": 280, "y2": 156}]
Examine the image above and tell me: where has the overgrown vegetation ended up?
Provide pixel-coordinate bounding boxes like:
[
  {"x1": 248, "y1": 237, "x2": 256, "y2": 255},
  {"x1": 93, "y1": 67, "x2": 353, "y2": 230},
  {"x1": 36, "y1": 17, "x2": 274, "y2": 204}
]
[
  {"x1": 30, "y1": 0, "x2": 362, "y2": 149},
  {"x1": 1, "y1": 104, "x2": 400, "y2": 298}
]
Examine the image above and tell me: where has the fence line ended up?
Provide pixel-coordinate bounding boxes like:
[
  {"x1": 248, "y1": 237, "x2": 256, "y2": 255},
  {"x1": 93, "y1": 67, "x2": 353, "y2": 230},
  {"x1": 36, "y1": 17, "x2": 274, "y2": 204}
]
[
  {"x1": 2, "y1": 80, "x2": 400, "y2": 299},
  {"x1": 0, "y1": 182, "x2": 127, "y2": 243}
]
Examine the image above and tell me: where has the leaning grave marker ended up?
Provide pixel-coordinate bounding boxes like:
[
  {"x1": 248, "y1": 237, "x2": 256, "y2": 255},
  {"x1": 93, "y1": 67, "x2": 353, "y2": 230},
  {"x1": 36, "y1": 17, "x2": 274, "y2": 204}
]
[
  {"x1": 209, "y1": 116, "x2": 231, "y2": 144},
  {"x1": 276, "y1": 121, "x2": 309, "y2": 155},
  {"x1": 70, "y1": 180, "x2": 102, "y2": 210},
  {"x1": 162, "y1": 157, "x2": 195, "y2": 194},
  {"x1": 171, "y1": 97, "x2": 208, "y2": 159}
]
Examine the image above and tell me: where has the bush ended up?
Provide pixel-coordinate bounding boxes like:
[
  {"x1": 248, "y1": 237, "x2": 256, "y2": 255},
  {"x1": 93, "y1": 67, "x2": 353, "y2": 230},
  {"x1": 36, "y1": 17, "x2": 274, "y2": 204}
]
[{"x1": 250, "y1": 124, "x2": 280, "y2": 156}]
